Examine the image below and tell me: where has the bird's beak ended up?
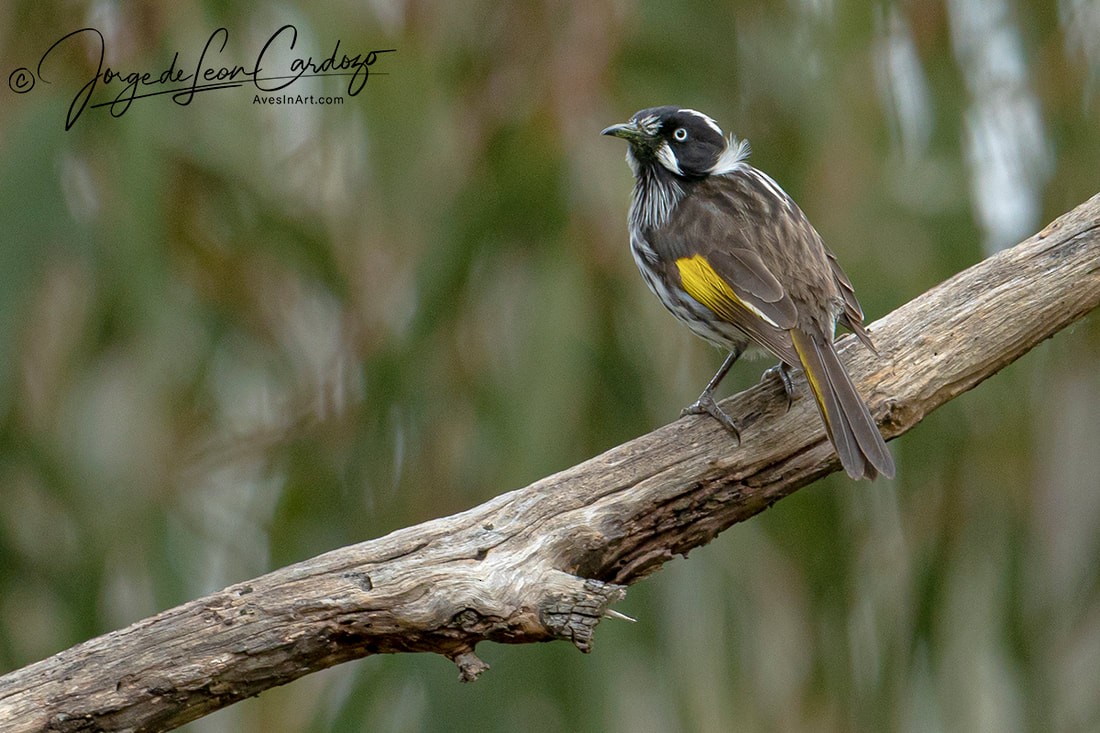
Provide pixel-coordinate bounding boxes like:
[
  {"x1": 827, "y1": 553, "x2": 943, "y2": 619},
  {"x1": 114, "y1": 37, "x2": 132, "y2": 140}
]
[{"x1": 601, "y1": 121, "x2": 641, "y2": 141}]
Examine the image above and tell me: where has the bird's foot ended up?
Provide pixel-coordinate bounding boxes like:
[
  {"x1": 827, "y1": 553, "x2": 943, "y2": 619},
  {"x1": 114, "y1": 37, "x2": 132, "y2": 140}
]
[
  {"x1": 681, "y1": 391, "x2": 741, "y2": 444},
  {"x1": 763, "y1": 363, "x2": 799, "y2": 413}
]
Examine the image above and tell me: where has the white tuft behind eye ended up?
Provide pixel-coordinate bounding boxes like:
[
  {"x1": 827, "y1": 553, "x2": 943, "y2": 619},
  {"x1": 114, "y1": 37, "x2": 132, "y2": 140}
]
[{"x1": 673, "y1": 128, "x2": 688, "y2": 142}]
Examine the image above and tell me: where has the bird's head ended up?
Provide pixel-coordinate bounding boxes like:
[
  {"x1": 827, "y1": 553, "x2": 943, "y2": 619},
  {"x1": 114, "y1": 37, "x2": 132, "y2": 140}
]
[{"x1": 602, "y1": 106, "x2": 748, "y2": 179}]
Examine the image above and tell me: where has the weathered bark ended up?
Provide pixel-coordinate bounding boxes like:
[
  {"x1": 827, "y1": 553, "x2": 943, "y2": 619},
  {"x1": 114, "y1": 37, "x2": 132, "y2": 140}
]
[{"x1": 1, "y1": 194, "x2": 1098, "y2": 732}]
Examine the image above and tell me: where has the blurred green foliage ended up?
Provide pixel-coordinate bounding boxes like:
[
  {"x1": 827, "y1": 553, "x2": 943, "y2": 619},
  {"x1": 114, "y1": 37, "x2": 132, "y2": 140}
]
[{"x1": 2, "y1": 1, "x2": 1099, "y2": 731}]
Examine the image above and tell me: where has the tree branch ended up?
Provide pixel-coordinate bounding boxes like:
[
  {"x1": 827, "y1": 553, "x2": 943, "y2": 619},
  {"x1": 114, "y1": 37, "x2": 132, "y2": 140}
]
[{"x1": 3, "y1": 193, "x2": 1099, "y2": 732}]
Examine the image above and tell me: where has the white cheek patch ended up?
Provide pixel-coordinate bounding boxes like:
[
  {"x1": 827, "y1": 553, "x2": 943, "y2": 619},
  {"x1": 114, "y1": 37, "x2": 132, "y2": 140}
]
[{"x1": 655, "y1": 141, "x2": 683, "y2": 175}]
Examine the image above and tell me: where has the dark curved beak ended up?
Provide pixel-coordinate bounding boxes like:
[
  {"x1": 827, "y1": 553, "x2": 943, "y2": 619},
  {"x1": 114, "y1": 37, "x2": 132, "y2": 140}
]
[{"x1": 601, "y1": 121, "x2": 641, "y2": 140}]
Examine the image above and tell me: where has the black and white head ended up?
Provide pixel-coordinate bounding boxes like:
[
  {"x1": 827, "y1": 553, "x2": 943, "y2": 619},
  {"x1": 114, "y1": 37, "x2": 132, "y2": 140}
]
[{"x1": 602, "y1": 106, "x2": 749, "y2": 179}]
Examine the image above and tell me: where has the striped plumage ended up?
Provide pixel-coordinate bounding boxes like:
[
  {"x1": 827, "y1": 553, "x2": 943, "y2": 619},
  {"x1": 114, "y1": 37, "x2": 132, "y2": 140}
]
[{"x1": 603, "y1": 106, "x2": 894, "y2": 480}]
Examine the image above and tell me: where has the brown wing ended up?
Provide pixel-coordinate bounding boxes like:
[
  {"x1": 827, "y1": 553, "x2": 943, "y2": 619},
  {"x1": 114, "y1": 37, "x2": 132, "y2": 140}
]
[
  {"x1": 650, "y1": 169, "x2": 849, "y2": 364},
  {"x1": 669, "y1": 250, "x2": 800, "y2": 364}
]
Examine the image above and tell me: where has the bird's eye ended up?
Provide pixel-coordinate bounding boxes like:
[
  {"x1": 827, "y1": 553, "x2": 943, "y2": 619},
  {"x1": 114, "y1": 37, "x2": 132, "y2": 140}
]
[{"x1": 673, "y1": 128, "x2": 688, "y2": 142}]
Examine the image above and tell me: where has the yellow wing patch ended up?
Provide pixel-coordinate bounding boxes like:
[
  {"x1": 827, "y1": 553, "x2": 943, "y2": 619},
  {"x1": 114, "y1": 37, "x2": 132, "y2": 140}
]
[{"x1": 675, "y1": 254, "x2": 780, "y2": 328}]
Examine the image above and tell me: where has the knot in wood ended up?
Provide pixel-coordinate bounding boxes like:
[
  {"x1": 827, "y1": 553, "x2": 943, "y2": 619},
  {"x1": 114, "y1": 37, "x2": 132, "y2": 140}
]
[{"x1": 539, "y1": 578, "x2": 626, "y2": 653}]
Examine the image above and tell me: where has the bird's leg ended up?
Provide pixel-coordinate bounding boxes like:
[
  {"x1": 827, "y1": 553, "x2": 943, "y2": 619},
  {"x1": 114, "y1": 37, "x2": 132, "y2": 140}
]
[
  {"x1": 762, "y1": 362, "x2": 799, "y2": 412},
  {"x1": 681, "y1": 347, "x2": 743, "y2": 442}
]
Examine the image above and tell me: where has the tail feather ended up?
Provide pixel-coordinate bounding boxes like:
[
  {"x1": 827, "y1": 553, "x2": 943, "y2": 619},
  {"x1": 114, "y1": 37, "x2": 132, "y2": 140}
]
[{"x1": 790, "y1": 329, "x2": 895, "y2": 481}]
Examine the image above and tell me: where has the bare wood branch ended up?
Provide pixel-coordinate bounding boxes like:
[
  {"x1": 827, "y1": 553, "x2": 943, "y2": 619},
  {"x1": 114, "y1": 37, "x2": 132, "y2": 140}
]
[{"x1": 2, "y1": 193, "x2": 1099, "y2": 732}]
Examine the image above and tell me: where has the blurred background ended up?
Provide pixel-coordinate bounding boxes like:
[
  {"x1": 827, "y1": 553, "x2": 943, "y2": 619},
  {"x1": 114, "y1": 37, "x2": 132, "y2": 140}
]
[{"x1": 1, "y1": 1, "x2": 1099, "y2": 731}]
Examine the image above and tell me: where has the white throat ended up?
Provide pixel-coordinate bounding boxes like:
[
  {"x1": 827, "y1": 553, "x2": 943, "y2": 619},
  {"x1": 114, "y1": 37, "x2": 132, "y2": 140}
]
[{"x1": 627, "y1": 148, "x2": 684, "y2": 231}]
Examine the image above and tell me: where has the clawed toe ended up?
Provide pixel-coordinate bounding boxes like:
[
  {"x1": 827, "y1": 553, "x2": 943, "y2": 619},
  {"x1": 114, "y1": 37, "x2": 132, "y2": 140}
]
[
  {"x1": 763, "y1": 363, "x2": 799, "y2": 412},
  {"x1": 681, "y1": 392, "x2": 741, "y2": 444}
]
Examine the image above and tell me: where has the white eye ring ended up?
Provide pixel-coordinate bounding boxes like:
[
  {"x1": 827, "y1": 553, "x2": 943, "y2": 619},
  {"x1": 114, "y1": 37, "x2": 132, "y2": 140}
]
[{"x1": 673, "y1": 127, "x2": 688, "y2": 142}]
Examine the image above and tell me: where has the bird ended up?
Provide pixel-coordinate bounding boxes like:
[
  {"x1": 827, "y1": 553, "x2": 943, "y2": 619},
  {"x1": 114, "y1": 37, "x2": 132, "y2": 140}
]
[{"x1": 602, "y1": 106, "x2": 894, "y2": 480}]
